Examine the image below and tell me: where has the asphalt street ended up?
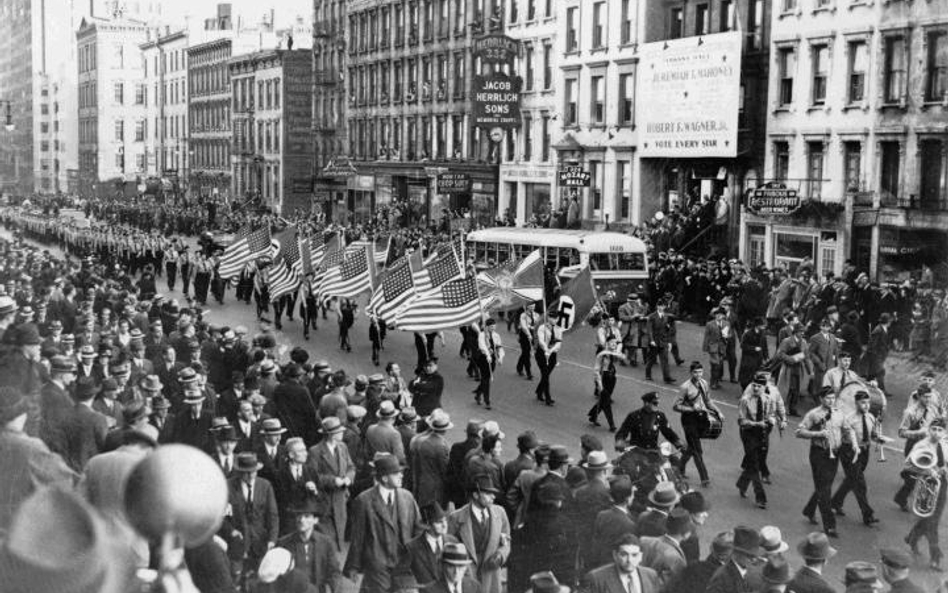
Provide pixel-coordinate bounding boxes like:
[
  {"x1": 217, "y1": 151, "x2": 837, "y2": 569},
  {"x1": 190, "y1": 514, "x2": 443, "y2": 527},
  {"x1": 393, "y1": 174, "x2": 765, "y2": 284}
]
[{"x1": 6, "y1": 216, "x2": 947, "y2": 591}]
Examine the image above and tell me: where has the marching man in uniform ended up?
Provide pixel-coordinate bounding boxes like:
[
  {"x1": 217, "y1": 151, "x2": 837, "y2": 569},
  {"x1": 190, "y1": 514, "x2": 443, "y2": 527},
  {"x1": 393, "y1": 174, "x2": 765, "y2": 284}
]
[
  {"x1": 904, "y1": 418, "x2": 948, "y2": 571},
  {"x1": 674, "y1": 362, "x2": 723, "y2": 488},
  {"x1": 830, "y1": 390, "x2": 890, "y2": 526},
  {"x1": 796, "y1": 386, "x2": 844, "y2": 538},
  {"x1": 516, "y1": 302, "x2": 538, "y2": 380}
]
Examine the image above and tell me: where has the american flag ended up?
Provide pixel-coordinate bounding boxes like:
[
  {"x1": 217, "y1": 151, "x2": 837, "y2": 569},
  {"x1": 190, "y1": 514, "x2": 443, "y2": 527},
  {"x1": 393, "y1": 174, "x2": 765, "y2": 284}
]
[
  {"x1": 319, "y1": 244, "x2": 373, "y2": 298},
  {"x1": 394, "y1": 276, "x2": 486, "y2": 332},
  {"x1": 413, "y1": 250, "x2": 462, "y2": 295},
  {"x1": 268, "y1": 226, "x2": 302, "y2": 299},
  {"x1": 368, "y1": 255, "x2": 416, "y2": 322},
  {"x1": 424, "y1": 236, "x2": 465, "y2": 266},
  {"x1": 218, "y1": 224, "x2": 271, "y2": 279},
  {"x1": 352, "y1": 235, "x2": 392, "y2": 266}
]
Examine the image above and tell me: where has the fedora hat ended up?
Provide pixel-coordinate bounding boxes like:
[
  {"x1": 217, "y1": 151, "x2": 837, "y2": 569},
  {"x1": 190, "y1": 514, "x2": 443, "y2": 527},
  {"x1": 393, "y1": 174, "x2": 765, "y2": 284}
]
[
  {"x1": 648, "y1": 481, "x2": 680, "y2": 508},
  {"x1": 259, "y1": 360, "x2": 276, "y2": 373},
  {"x1": 321, "y1": 416, "x2": 345, "y2": 435},
  {"x1": 257, "y1": 548, "x2": 292, "y2": 584},
  {"x1": 347, "y1": 405, "x2": 368, "y2": 421},
  {"x1": 378, "y1": 400, "x2": 398, "y2": 419},
  {"x1": 234, "y1": 452, "x2": 263, "y2": 473},
  {"x1": 427, "y1": 409, "x2": 453, "y2": 432},
  {"x1": 74, "y1": 378, "x2": 100, "y2": 401},
  {"x1": 420, "y1": 502, "x2": 448, "y2": 524},
  {"x1": 368, "y1": 373, "x2": 386, "y2": 385},
  {"x1": 762, "y1": 559, "x2": 793, "y2": 585},
  {"x1": 50, "y1": 355, "x2": 77, "y2": 374},
  {"x1": 122, "y1": 401, "x2": 149, "y2": 426},
  {"x1": 138, "y1": 374, "x2": 163, "y2": 391},
  {"x1": 182, "y1": 388, "x2": 205, "y2": 404},
  {"x1": 399, "y1": 407, "x2": 419, "y2": 423},
  {"x1": 581, "y1": 450, "x2": 613, "y2": 471},
  {"x1": 679, "y1": 491, "x2": 711, "y2": 514},
  {"x1": 549, "y1": 445, "x2": 572, "y2": 465},
  {"x1": 260, "y1": 418, "x2": 288, "y2": 435},
  {"x1": 797, "y1": 532, "x2": 837, "y2": 561},
  {"x1": 760, "y1": 526, "x2": 789, "y2": 554},
  {"x1": 150, "y1": 396, "x2": 171, "y2": 410},
  {"x1": 283, "y1": 362, "x2": 304, "y2": 378},
  {"x1": 15, "y1": 323, "x2": 41, "y2": 346},
  {"x1": 733, "y1": 525, "x2": 763, "y2": 557},
  {"x1": 518, "y1": 431, "x2": 540, "y2": 450},
  {"x1": 215, "y1": 426, "x2": 238, "y2": 442},
  {"x1": 177, "y1": 367, "x2": 198, "y2": 384},
  {"x1": 0, "y1": 487, "x2": 137, "y2": 593},
  {"x1": 442, "y1": 542, "x2": 472, "y2": 565},
  {"x1": 528, "y1": 572, "x2": 571, "y2": 593},
  {"x1": 289, "y1": 497, "x2": 328, "y2": 517},
  {"x1": 469, "y1": 474, "x2": 500, "y2": 495},
  {"x1": 373, "y1": 453, "x2": 405, "y2": 476},
  {"x1": 0, "y1": 295, "x2": 16, "y2": 316}
]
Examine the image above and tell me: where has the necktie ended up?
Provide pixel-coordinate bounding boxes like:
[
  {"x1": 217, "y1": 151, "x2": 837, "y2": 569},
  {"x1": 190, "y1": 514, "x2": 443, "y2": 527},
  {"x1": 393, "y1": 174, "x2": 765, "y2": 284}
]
[
  {"x1": 224, "y1": 457, "x2": 231, "y2": 473},
  {"x1": 435, "y1": 538, "x2": 442, "y2": 557},
  {"x1": 626, "y1": 575, "x2": 637, "y2": 593},
  {"x1": 861, "y1": 413, "x2": 869, "y2": 445},
  {"x1": 246, "y1": 483, "x2": 253, "y2": 505},
  {"x1": 755, "y1": 396, "x2": 763, "y2": 422}
]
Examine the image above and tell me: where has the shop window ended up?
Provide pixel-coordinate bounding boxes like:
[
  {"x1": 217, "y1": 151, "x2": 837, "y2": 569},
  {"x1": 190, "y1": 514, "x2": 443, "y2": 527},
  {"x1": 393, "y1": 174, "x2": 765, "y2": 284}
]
[
  {"x1": 926, "y1": 30, "x2": 948, "y2": 102},
  {"x1": 811, "y1": 45, "x2": 829, "y2": 105},
  {"x1": 883, "y1": 36, "x2": 907, "y2": 104},
  {"x1": 747, "y1": 225, "x2": 766, "y2": 269},
  {"x1": 820, "y1": 233, "x2": 837, "y2": 276},
  {"x1": 879, "y1": 141, "x2": 900, "y2": 204},
  {"x1": 775, "y1": 232, "x2": 817, "y2": 274}
]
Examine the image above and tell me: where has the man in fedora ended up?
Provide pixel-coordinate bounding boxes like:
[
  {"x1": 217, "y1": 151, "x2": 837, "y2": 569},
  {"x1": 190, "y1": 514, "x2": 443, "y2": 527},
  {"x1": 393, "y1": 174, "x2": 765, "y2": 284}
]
[
  {"x1": 307, "y1": 415, "x2": 355, "y2": 553},
  {"x1": 789, "y1": 532, "x2": 837, "y2": 593},
  {"x1": 663, "y1": 531, "x2": 733, "y2": 593},
  {"x1": 706, "y1": 525, "x2": 762, "y2": 593},
  {"x1": 229, "y1": 451, "x2": 280, "y2": 576},
  {"x1": 38, "y1": 354, "x2": 78, "y2": 456},
  {"x1": 214, "y1": 424, "x2": 240, "y2": 478},
  {"x1": 402, "y1": 502, "x2": 460, "y2": 587},
  {"x1": 344, "y1": 453, "x2": 422, "y2": 593},
  {"x1": 255, "y1": 417, "x2": 288, "y2": 485},
  {"x1": 366, "y1": 400, "x2": 407, "y2": 465},
  {"x1": 640, "y1": 507, "x2": 693, "y2": 586},
  {"x1": 424, "y1": 542, "x2": 481, "y2": 593},
  {"x1": 269, "y1": 361, "x2": 320, "y2": 446},
  {"x1": 573, "y1": 450, "x2": 613, "y2": 569},
  {"x1": 165, "y1": 384, "x2": 214, "y2": 451},
  {"x1": 636, "y1": 480, "x2": 680, "y2": 537},
  {"x1": 64, "y1": 376, "x2": 110, "y2": 472},
  {"x1": 276, "y1": 497, "x2": 341, "y2": 592},
  {"x1": 409, "y1": 409, "x2": 453, "y2": 508},
  {"x1": 582, "y1": 533, "x2": 662, "y2": 593},
  {"x1": 1, "y1": 322, "x2": 45, "y2": 398},
  {"x1": 447, "y1": 474, "x2": 510, "y2": 593}
]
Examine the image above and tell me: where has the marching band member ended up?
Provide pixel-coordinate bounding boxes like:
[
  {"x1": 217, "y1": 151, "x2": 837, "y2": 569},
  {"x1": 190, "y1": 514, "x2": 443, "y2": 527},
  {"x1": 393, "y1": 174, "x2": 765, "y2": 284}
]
[
  {"x1": 830, "y1": 390, "x2": 889, "y2": 526},
  {"x1": 904, "y1": 418, "x2": 948, "y2": 571},
  {"x1": 796, "y1": 386, "x2": 844, "y2": 538},
  {"x1": 674, "y1": 362, "x2": 722, "y2": 488},
  {"x1": 737, "y1": 373, "x2": 777, "y2": 509},
  {"x1": 895, "y1": 384, "x2": 941, "y2": 512},
  {"x1": 822, "y1": 351, "x2": 858, "y2": 396}
]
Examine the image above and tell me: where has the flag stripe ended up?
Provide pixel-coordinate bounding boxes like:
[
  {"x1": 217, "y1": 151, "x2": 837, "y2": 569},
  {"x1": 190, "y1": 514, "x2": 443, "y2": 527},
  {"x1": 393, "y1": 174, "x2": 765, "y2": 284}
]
[
  {"x1": 394, "y1": 276, "x2": 485, "y2": 332},
  {"x1": 218, "y1": 225, "x2": 271, "y2": 279}
]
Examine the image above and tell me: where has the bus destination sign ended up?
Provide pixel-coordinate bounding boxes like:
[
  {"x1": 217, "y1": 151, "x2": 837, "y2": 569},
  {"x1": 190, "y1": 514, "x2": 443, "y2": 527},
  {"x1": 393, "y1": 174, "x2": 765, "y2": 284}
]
[{"x1": 747, "y1": 183, "x2": 801, "y2": 215}]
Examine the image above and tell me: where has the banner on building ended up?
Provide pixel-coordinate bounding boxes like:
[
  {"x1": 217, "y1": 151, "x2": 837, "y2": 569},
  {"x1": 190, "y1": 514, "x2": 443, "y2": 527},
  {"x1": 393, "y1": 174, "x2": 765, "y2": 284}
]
[
  {"x1": 472, "y1": 74, "x2": 523, "y2": 129},
  {"x1": 437, "y1": 173, "x2": 472, "y2": 194},
  {"x1": 637, "y1": 31, "x2": 742, "y2": 158}
]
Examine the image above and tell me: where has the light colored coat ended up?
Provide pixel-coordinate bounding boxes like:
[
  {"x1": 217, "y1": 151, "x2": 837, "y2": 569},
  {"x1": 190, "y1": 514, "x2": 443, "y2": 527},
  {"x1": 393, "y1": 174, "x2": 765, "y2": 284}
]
[{"x1": 447, "y1": 503, "x2": 511, "y2": 593}]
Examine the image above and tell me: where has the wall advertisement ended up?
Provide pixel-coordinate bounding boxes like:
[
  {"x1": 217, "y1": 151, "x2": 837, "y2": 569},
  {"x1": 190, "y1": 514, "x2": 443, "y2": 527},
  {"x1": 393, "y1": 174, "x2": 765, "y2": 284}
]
[{"x1": 637, "y1": 31, "x2": 742, "y2": 158}]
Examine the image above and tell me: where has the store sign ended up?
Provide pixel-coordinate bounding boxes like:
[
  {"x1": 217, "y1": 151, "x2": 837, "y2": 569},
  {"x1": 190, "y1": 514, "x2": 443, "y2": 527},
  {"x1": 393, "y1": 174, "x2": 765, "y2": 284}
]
[
  {"x1": 472, "y1": 75, "x2": 522, "y2": 129},
  {"x1": 746, "y1": 183, "x2": 801, "y2": 215},
  {"x1": 637, "y1": 31, "x2": 742, "y2": 158},
  {"x1": 473, "y1": 34, "x2": 520, "y2": 63},
  {"x1": 437, "y1": 173, "x2": 472, "y2": 194},
  {"x1": 323, "y1": 156, "x2": 358, "y2": 178},
  {"x1": 558, "y1": 167, "x2": 591, "y2": 187}
]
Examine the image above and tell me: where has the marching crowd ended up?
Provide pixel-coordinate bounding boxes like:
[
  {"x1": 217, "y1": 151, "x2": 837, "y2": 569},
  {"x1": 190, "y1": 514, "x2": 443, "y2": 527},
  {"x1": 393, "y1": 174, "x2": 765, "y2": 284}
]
[{"x1": 0, "y1": 198, "x2": 946, "y2": 593}]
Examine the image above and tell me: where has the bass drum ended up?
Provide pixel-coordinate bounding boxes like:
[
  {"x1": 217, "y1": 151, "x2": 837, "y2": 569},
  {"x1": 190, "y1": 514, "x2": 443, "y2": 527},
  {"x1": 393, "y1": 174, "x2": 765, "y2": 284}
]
[
  {"x1": 698, "y1": 411, "x2": 724, "y2": 440},
  {"x1": 837, "y1": 379, "x2": 887, "y2": 419}
]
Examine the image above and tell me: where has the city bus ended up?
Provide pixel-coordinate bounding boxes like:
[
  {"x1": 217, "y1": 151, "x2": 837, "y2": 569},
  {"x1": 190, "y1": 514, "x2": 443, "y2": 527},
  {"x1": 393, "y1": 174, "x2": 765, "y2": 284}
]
[{"x1": 466, "y1": 227, "x2": 650, "y2": 306}]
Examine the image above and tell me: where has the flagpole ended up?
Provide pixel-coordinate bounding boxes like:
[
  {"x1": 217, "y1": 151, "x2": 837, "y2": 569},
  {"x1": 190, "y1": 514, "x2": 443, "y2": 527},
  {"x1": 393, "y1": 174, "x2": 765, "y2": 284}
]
[
  {"x1": 472, "y1": 274, "x2": 492, "y2": 384},
  {"x1": 541, "y1": 246, "x2": 548, "y2": 323}
]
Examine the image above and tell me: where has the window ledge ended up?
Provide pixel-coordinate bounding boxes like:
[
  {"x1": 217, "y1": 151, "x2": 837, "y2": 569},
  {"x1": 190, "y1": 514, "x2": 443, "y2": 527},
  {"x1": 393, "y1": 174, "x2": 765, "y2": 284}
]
[
  {"x1": 773, "y1": 105, "x2": 793, "y2": 113},
  {"x1": 842, "y1": 102, "x2": 869, "y2": 112},
  {"x1": 778, "y1": 7, "x2": 803, "y2": 17},
  {"x1": 847, "y1": 0, "x2": 873, "y2": 8},
  {"x1": 811, "y1": 5, "x2": 837, "y2": 13},
  {"x1": 590, "y1": 46, "x2": 608, "y2": 55},
  {"x1": 619, "y1": 42, "x2": 638, "y2": 51},
  {"x1": 879, "y1": 100, "x2": 908, "y2": 110},
  {"x1": 921, "y1": 100, "x2": 948, "y2": 110},
  {"x1": 807, "y1": 104, "x2": 831, "y2": 113},
  {"x1": 564, "y1": 50, "x2": 581, "y2": 58}
]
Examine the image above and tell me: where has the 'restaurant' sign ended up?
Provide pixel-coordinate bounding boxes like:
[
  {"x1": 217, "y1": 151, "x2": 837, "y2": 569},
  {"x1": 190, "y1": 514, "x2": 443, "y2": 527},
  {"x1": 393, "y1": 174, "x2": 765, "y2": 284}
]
[
  {"x1": 437, "y1": 173, "x2": 472, "y2": 194},
  {"x1": 746, "y1": 182, "x2": 801, "y2": 215},
  {"x1": 473, "y1": 34, "x2": 520, "y2": 63},
  {"x1": 472, "y1": 75, "x2": 522, "y2": 128},
  {"x1": 558, "y1": 167, "x2": 591, "y2": 187}
]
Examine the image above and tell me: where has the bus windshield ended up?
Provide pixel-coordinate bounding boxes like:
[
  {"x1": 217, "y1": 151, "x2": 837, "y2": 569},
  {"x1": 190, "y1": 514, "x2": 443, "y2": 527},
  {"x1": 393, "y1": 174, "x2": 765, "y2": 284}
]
[{"x1": 588, "y1": 252, "x2": 647, "y2": 272}]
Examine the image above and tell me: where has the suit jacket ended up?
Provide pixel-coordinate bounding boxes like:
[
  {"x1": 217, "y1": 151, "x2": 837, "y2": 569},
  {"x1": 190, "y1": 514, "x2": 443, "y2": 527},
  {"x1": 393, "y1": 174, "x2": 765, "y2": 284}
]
[
  {"x1": 255, "y1": 442, "x2": 287, "y2": 486},
  {"x1": 571, "y1": 479, "x2": 612, "y2": 566},
  {"x1": 581, "y1": 564, "x2": 661, "y2": 593},
  {"x1": 271, "y1": 379, "x2": 321, "y2": 446},
  {"x1": 662, "y1": 556, "x2": 726, "y2": 593},
  {"x1": 808, "y1": 332, "x2": 840, "y2": 374},
  {"x1": 788, "y1": 566, "x2": 836, "y2": 593},
  {"x1": 167, "y1": 409, "x2": 214, "y2": 452},
  {"x1": 274, "y1": 463, "x2": 322, "y2": 531},
  {"x1": 38, "y1": 380, "x2": 75, "y2": 456},
  {"x1": 409, "y1": 431, "x2": 450, "y2": 508},
  {"x1": 276, "y1": 529, "x2": 341, "y2": 593},
  {"x1": 401, "y1": 533, "x2": 460, "y2": 587},
  {"x1": 344, "y1": 486, "x2": 421, "y2": 577},
  {"x1": 447, "y1": 503, "x2": 511, "y2": 593},
  {"x1": 92, "y1": 397, "x2": 124, "y2": 428},
  {"x1": 234, "y1": 418, "x2": 260, "y2": 453},
  {"x1": 307, "y1": 440, "x2": 356, "y2": 550},
  {"x1": 866, "y1": 324, "x2": 890, "y2": 374},
  {"x1": 227, "y1": 476, "x2": 280, "y2": 560},
  {"x1": 366, "y1": 422, "x2": 407, "y2": 465},
  {"x1": 65, "y1": 403, "x2": 110, "y2": 472},
  {"x1": 639, "y1": 535, "x2": 687, "y2": 587},
  {"x1": 702, "y1": 321, "x2": 728, "y2": 356},
  {"x1": 706, "y1": 560, "x2": 753, "y2": 593},
  {"x1": 887, "y1": 578, "x2": 926, "y2": 593},
  {"x1": 502, "y1": 453, "x2": 535, "y2": 489},
  {"x1": 646, "y1": 312, "x2": 673, "y2": 347},
  {"x1": 421, "y1": 576, "x2": 480, "y2": 593}
]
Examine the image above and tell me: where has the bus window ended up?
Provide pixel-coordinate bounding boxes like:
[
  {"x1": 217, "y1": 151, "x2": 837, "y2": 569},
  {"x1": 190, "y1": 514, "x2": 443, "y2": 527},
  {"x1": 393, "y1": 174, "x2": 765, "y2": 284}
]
[
  {"x1": 589, "y1": 252, "x2": 646, "y2": 271},
  {"x1": 617, "y1": 252, "x2": 646, "y2": 271},
  {"x1": 545, "y1": 248, "x2": 558, "y2": 266},
  {"x1": 497, "y1": 243, "x2": 511, "y2": 263},
  {"x1": 475, "y1": 242, "x2": 487, "y2": 263}
]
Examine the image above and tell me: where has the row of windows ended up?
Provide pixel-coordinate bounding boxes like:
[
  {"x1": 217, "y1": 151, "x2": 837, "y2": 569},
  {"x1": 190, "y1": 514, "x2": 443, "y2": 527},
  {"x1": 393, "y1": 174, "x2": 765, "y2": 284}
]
[
  {"x1": 505, "y1": 113, "x2": 552, "y2": 163},
  {"x1": 232, "y1": 77, "x2": 282, "y2": 112},
  {"x1": 507, "y1": 0, "x2": 553, "y2": 25},
  {"x1": 564, "y1": 0, "x2": 637, "y2": 53},
  {"x1": 154, "y1": 115, "x2": 187, "y2": 141},
  {"x1": 775, "y1": 32, "x2": 948, "y2": 108},
  {"x1": 233, "y1": 119, "x2": 282, "y2": 155},
  {"x1": 110, "y1": 82, "x2": 147, "y2": 106},
  {"x1": 79, "y1": 119, "x2": 97, "y2": 145},
  {"x1": 145, "y1": 48, "x2": 188, "y2": 78},
  {"x1": 519, "y1": 42, "x2": 554, "y2": 92},
  {"x1": 349, "y1": 0, "x2": 474, "y2": 54},
  {"x1": 191, "y1": 140, "x2": 231, "y2": 169},
  {"x1": 348, "y1": 53, "x2": 467, "y2": 106},
  {"x1": 234, "y1": 162, "x2": 281, "y2": 200},
  {"x1": 78, "y1": 82, "x2": 97, "y2": 109},
  {"x1": 562, "y1": 73, "x2": 636, "y2": 127},
  {"x1": 661, "y1": 0, "x2": 758, "y2": 46},
  {"x1": 190, "y1": 102, "x2": 231, "y2": 133},
  {"x1": 190, "y1": 63, "x2": 230, "y2": 98},
  {"x1": 346, "y1": 114, "x2": 509, "y2": 163},
  {"x1": 773, "y1": 138, "x2": 948, "y2": 207},
  {"x1": 78, "y1": 44, "x2": 97, "y2": 73}
]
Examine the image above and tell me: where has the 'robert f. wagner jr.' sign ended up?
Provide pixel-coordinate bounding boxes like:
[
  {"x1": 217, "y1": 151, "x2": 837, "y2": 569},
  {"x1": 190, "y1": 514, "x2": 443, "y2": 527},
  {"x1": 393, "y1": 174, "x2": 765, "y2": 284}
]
[{"x1": 637, "y1": 31, "x2": 743, "y2": 158}]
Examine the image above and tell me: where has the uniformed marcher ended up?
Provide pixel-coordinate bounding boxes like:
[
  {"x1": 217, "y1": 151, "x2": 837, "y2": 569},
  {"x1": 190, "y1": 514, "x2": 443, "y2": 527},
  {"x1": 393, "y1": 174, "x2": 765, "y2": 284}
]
[
  {"x1": 534, "y1": 317, "x2": 562, "y2": 406},
  {"x1": 796, "y1": 386, "x2": 844, "y2": 538},
  {"x1": 516, "y1": 302, "x2": 538, "y2": 380},
  {"x1": 472, "y1": 319, "x2": 502, "y2": 410},
  {"x1": 736, "y1": 374, "x2": 776, "y2": 509},
  {"x1": 830, "y1": 390, "x2": 889, "y2": 525},
  {"x1": 674, "y1": 362, "x2": 723, "y2": 487},
  {"x1": 615, "y1": 392, "x2": 684, "y2": 452},
  {"x1": 588, "y1": 335, "x2": 627, "y2": 432}
]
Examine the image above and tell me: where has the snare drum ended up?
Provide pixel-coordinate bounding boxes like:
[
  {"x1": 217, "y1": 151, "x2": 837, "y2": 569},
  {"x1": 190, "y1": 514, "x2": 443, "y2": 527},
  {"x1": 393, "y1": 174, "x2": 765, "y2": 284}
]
[{"x1": 699, "y1": 412, "x2": 724, "y2": 440}]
